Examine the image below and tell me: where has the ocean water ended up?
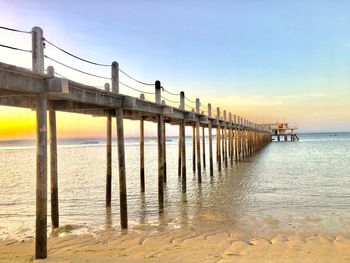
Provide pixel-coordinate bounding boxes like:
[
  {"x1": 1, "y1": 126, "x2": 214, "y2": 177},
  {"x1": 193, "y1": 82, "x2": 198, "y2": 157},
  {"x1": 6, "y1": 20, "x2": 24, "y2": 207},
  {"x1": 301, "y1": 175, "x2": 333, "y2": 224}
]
[{"x1": 0, "y1": 132, "x2": 350, "y2": 240}]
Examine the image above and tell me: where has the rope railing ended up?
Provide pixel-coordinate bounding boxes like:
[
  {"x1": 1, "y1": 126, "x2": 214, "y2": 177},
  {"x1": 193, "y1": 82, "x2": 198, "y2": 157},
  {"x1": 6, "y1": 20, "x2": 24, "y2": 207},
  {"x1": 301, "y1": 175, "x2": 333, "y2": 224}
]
[
  {"x1": 44, "y1": 55, "x2": 111, "y2": 80},
  {"x1": 185, "y1": 96, "x2": 196, "y2": 104},
  {"x1": 0, "y1": 43, "x2": 32, "y2": 53},
  {"x1": 119, "y1": 81, "x2": 155, "y2": 95},
  {"x1": 0, "y1": 26, "x2": 31, "y2": 34},
  {"x1": 43, "y1": 37, "x2": 154, "y2": 86},
  {"x1": 44, "y1": 38, "x2": 110, "y2": 67},
  {"x1": 0, "y1": 25, "x2": 270, "y2": 131},
  {"x1": 161, "y1": 95, "x2": 180, "y2": 105},
  {"x1": 162, "y1": 87, "x2": 180, "y2": 96},
  {"x1": 118, "y1": 68, "x2": 154, "y2": 86}
]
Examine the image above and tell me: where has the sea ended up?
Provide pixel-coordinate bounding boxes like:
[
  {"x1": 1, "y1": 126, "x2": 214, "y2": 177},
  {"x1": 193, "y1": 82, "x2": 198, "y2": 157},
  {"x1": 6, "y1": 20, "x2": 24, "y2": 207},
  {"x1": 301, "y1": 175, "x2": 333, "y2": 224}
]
[{"x1": 0, "y1": 132, "x2": 349, "y2": 240}]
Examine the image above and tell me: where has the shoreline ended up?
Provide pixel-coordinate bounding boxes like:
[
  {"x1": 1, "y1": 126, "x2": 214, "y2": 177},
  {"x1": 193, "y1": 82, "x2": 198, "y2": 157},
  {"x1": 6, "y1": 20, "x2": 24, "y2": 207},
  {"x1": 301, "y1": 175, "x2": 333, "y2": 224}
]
[{"x1": 1, "y1": 225, "x2": 349, "y2": 263}]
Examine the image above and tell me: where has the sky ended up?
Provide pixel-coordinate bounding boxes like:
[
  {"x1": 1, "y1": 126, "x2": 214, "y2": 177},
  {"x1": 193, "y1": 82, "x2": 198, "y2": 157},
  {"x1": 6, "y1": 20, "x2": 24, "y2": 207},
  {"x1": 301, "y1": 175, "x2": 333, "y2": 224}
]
[{"x1": 0, "y1": 0, "x2": 350, "y2": 140}]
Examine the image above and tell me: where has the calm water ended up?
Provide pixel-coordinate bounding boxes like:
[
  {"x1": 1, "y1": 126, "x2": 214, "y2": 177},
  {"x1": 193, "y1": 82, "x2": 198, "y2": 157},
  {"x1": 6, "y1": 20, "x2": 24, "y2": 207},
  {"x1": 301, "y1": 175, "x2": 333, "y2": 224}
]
[{"x1": 0, "y1": 132, "x2": 350, "y2": 240}]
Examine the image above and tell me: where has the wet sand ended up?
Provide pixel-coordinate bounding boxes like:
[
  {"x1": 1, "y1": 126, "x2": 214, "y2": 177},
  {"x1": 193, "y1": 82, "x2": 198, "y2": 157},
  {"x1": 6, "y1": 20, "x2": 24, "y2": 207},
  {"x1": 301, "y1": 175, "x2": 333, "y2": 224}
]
[{"x1": 1, "y1": 226, "x2": 350, "y2": 263}]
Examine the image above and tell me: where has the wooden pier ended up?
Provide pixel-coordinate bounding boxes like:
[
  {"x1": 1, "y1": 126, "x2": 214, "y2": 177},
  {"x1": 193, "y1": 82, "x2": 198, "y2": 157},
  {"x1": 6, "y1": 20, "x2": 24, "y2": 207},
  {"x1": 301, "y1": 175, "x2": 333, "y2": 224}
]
[{"x1": 0, "y1": 26, "x2": 272, "y2": 259}]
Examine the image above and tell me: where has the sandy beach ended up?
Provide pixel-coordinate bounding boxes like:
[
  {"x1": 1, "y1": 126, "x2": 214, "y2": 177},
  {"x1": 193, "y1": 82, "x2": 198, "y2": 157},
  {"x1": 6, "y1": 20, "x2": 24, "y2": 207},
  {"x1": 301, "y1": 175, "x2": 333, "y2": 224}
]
[{"x1": 1, "y1": 223, "x2": 350, "y2": 263}]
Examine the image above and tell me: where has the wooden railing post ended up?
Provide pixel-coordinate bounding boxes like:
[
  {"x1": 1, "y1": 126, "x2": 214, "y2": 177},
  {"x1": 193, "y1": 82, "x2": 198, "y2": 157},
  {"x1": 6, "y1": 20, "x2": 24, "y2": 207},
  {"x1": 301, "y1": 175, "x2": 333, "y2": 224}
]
[
  {"x1": 155, "y1": 80, "x2": 161, "y2": 104},
  {"x1": 111, "y1": 62, "x2": 119, "y2": 94}
]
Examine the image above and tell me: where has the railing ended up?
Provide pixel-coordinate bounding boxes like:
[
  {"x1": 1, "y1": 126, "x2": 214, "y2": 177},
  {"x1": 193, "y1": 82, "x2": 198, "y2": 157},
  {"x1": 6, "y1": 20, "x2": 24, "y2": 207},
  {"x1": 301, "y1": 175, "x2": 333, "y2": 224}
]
[{"x1": 0, "y1": 25, "x2": 270, "y2": 132}]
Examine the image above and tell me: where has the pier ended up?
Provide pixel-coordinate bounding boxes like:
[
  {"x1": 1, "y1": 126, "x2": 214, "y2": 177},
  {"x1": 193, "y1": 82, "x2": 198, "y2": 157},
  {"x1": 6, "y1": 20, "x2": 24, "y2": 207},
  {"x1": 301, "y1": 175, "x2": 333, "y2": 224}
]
[{"x1": 0, "y1": 26, "x2": 271, "y2": 259}]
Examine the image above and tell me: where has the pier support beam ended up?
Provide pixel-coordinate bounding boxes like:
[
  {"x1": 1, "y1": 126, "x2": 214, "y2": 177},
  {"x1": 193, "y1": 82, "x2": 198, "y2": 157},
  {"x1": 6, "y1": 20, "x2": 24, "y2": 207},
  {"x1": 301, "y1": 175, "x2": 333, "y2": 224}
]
[
  {"x1": 234, "y1": 114, "x2": 238, "y2": 161},
  {"x1": 47, "y1": 66, "x2": 59, "y2": 229},
  {"x1": 181, "y1": 120, "x2": 186, "y2": 191},
  {"x1": 105, "y1": 83, "x2": 112, "y2": 207},
  {"x1": 216, "y1": 107, "x2": 221, "y2": 169},
  {"x1": 208, "y1": 104, "x2": 213, "y2": 176},
  {"x1": 163, "y1": 121, "x2": 167, "y2": 183},
  {"x1": 36, "y1": 94, "x2": 48, "y2": 259},
  {"x1": 192, "y1": 125, "x2": 196, "y2": 172},
  {"x1": 202, "y1": 126, "x2": 206, "y2": 168},
  {"x1": 223, "y1": 110, "x2": 227, "y2": 166},
  {"x1": 49, "y1": 108, "x2": 59, "y2": 228},
  {"x1": 140, "y1": 117, "x2": 145, "y2": 192},
  {"x1": 113, "y1": 61, "x2": 127, "y2": 229},
  {"x1": 32, "y1": 26, "x2": 47, "y2": 260},
  {"x1": 178, "y1": 125, "x2": 182, "y2": 177},
  {"x1": 140, "y1": 94, "x2": 145, "y2": 192},
  {"x1": 158, "y1": 114, "x2": 165, "y2": 208},
  {"x1": 156, "y1": 81, "x2": 164, "y2": 208},
  {"x1": 116, "y1": 108, "x2": 128, "y2": 229},
  {"x1": 195, "y1": 99, "x2": 201, "y2": 182}
]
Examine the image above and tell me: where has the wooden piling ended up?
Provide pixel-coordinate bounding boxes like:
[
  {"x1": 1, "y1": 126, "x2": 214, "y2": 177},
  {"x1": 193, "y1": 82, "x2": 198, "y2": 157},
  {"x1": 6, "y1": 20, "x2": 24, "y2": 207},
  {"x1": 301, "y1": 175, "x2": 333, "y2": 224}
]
[
  {"x1": 234, "y1": 114, "x2": 238, "y2": 161},
  {"x1": 113, "y1": 62, "x2": 127, "y2": 229},
  {"x1": 158, "y1": 114, "x2": 165, "y2": 207},
  {"x1": 178, "y1": 125, "x2": 182, "y2": 177},
  {"x1": 237, "y1": 116, "x2": 242, "y2": 161},
  {"x1": 223, "y1": 110, "x2": 227, "y2": 166},
  {"x1": 140, "y1": 117, "x2": 145, "y2": 192},
  {"x1": 216, "y1": 107, "x2": 221, "y2": 168},
  {"x1": 229, "y1": 113, "x2": 233, "y2": 162},
  {"x1": 181, "y1": 120, "x2": 186, "y2": 191},
  {"x1": 47, "y1": 66, "x2": 59, "y2": 229},
  {"x1": 105, "y1": 83, "x2": 112, "y2": 207},
  {"x1": 140, "y1": 94, "x2": 145, "y2": 192},
  {"x1": 156, "y1": 81, "x2": 164, "y2": 208},
  {"x1": 202, "y1": 126, "x2": 206, "y2": 168},
  {"x1": 116, "y1": 108, "x2": 128, "y2": 228},
  {"x1": 35, "y1": 94, "x2": 48, "y2": 259},
  {"x1": 195, "y1": 99, "x2": 201, "y2": 181},
  {"x1": 32, "y1": 26, "x2": 47, "y2": 259},
  {"x1": 163, "y1": 121, "x2": 167, "y2": 183},
  {"x1": 208, "y1": 104, "x2": 213, "y2": 176},
  {"x1": 192, "y1": 125, "x2": 196, "y2": 171}
]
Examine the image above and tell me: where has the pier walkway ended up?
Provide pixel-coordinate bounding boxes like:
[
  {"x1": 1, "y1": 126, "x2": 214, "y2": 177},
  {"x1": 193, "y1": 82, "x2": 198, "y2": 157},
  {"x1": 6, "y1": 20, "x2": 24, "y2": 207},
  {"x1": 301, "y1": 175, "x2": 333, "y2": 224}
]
[{"x1": 0, "y1": 26, "x2": 271, "y2": 259}]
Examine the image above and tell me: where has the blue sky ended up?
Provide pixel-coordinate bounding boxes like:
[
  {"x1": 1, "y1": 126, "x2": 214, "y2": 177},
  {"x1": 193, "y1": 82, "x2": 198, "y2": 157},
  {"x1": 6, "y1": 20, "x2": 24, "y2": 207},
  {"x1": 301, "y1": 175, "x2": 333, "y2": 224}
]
[{"x1": 0, "y1": 0, "x2": 350, "y2": 135}]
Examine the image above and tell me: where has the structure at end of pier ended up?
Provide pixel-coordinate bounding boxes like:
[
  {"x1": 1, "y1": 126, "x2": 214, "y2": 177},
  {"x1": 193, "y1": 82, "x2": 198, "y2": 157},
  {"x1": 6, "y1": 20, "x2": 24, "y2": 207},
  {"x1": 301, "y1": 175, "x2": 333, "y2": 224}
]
[{"x1": 270, "y1": 123, "x2": 299, "y2": 142}]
